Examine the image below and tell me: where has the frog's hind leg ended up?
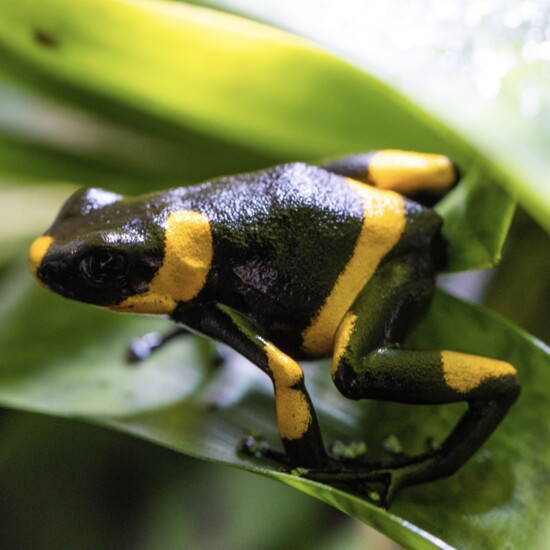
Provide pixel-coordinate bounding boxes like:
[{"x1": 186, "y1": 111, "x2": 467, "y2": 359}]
[
  {"x1": 324, "y1": 254, "x2": 519, "y2": 505},
  {"x1": 322, "y1": 150, "x2": 460, "y2": 204}
]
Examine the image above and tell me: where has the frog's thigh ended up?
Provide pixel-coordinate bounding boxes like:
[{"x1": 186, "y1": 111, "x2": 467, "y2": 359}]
[
  {"x1": 331, "y1": 256, "x2": 518, "y2": 405},
  {"x1": 331, "y1": 254, "x2": 435, "y2": 395}
]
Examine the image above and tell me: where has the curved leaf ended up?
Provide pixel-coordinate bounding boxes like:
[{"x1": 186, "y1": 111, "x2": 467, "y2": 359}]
[
  {"x1": 0, "y1": 0, "x2": 461, "y2": 159},
  {"x1": 1, "y1": 250, "x2": 549, "y2": 549},
  {"x1": 435, "y1": 165, "x2": 516, "y2": 272}
]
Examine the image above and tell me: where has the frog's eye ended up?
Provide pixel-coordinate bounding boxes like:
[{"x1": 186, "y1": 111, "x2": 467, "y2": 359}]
[{"x1": 79, "y1": 249, "x2": 127, "y2": 288}]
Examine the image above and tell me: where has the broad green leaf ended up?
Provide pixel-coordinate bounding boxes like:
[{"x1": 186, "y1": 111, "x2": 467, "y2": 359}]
[
  {"x1": 0, "y1": 80, "x2": 276, "y2": 188},
  {"x1": 435, "y1": 165, "x2": 516, "y2": 272},
  {"x1": 2, "y1": 249, "x2": 549, "y2": 549},
  {"x1": 0, "y1": 0, "x2": 464, "y2": 159},
  {"x1": 0, "y1": 0, "x2": 514, "y2": 271}
]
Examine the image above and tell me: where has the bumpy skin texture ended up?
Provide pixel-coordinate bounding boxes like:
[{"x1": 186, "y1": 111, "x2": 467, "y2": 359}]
[{"x1": 29, "y1": 151, "x2": 519, "y2": 506}]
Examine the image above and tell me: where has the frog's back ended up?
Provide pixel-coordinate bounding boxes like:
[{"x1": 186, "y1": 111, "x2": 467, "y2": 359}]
[
  {"x1": 172, "y1": 162, "x2": 364, "y2": 233},
  {"x1": 162, "y1": 163, "x2": 415, "y2": 353}
]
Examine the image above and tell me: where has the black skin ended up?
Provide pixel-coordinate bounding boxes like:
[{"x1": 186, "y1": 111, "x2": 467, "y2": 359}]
[{"x1": 32, "y1": 153, "x2": 519, "y2": 507}]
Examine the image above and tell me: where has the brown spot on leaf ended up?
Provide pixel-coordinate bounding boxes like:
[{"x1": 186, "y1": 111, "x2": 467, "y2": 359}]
[{"x1": 33, "y1": 29, "x2": 60, "y2": 48}]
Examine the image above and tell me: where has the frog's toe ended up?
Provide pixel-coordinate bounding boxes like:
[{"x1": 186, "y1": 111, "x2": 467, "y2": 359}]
[{"x1": 126, "y1": 331, "x2": 163, "y2": 364}]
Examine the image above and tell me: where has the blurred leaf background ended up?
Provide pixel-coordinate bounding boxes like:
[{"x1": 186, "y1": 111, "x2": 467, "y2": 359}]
[{"x1": 1, "y1": 0, "x2": 550, "y2": 548}]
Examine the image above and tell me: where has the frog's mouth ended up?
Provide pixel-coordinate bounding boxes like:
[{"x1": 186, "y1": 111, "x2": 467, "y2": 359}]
[{"x1": 28, "y1": 235, "x2": 54, "y2": 285}]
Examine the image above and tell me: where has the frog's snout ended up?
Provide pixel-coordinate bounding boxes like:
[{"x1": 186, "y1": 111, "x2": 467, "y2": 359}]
[{"x1": 28, "y1": 235, "x2": 54, "y2": 281}]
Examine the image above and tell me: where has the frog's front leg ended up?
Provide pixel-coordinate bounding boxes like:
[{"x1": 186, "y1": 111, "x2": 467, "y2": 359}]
[
  {"x1": 127, "y1": 327, "x2": 225, "y2": 368},
  {"x1": 323, "y1": 254, "x2": 519, "y2": 505},
  {"x1": 127, "y1": 327, "x2": 189, "y2": 363},
  {"x1": 174, "y1": 302, "x2": 329, "y2": 468}
]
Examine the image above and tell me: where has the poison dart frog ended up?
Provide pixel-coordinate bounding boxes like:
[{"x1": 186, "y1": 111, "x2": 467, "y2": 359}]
[{"x1": 28, "y1": 150, "x2": 519, "y2": 506}]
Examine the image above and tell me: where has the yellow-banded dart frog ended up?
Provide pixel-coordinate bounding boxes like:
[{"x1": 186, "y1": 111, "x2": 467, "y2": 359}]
[{"x1": 28, "y1": 150, "x2": 519, "y2": 506}]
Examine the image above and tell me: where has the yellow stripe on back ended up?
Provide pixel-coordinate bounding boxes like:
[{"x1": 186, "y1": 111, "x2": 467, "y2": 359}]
[
  {"x1": 111, "y1": 210, "x2": 213, "y2": 314},
  {"x1": 302, "y1": 180, "x2": 406, "y2": 356}
]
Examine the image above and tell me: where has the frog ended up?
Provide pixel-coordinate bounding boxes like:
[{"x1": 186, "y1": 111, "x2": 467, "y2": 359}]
[{"x1": 28, "y1": 149, "x2": 519, "y2": 506}]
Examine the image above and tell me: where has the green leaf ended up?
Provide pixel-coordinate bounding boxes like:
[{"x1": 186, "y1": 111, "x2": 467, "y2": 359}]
[
  {"x1": 435, "y1": 165, "x2": 516, "y2": 272},
  {"x1": 0, "y1": 0, "x2": 461, "y2": 159},
  {"x1": 0, "y1": 80, "x2": 276, "y2": 188},
  {"x1": 0, "y1": 0, "x2": 514, "y2": 270},
  {"x1": 2, "y1": 251, "x2": 549, "y2": 549}
]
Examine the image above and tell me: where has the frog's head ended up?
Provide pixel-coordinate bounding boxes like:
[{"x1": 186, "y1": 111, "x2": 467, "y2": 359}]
[
  {"x1": 29, "y1": 187, "x2": 214, "y2": 314},
  {"x1": 28, "y1": 187, "x2": 164, "y2": 309}
]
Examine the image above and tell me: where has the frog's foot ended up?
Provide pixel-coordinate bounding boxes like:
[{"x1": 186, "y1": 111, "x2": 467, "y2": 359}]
[
  {"x1": 239, "y1": 434, "x2": 411, "y2": 507},
  {"x1": 300, "y1": 455, "x2": 437, "y2": 508}
]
